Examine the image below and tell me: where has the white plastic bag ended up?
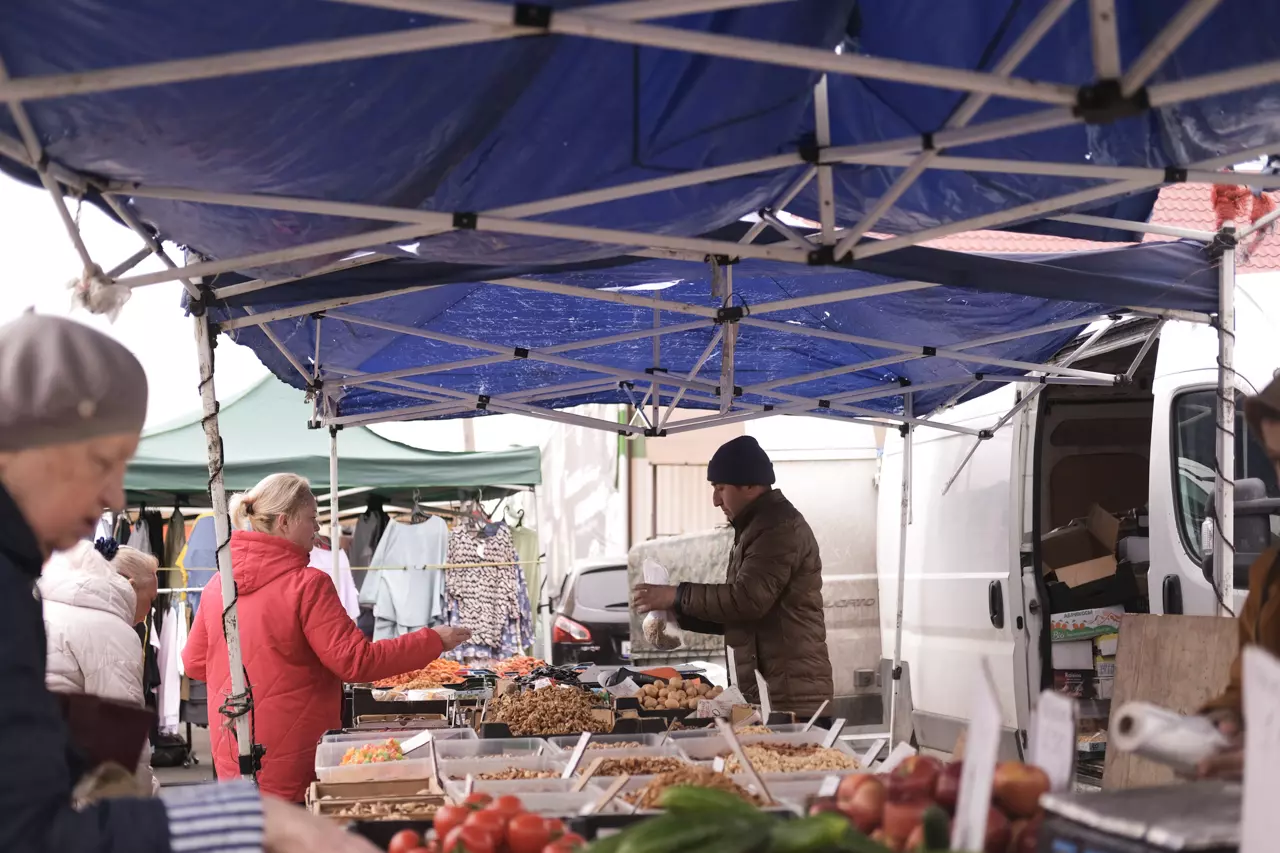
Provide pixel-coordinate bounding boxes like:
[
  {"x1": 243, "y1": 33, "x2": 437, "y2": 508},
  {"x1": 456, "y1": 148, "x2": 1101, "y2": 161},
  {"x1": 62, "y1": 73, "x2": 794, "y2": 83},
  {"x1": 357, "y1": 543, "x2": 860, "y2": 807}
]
[{"x1": 640, "y1": 558, "x2": 683, "y2": 650}]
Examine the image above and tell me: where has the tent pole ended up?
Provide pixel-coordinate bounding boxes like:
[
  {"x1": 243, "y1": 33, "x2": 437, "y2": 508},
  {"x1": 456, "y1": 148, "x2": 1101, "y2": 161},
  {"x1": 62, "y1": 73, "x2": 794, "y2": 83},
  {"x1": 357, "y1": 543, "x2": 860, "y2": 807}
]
[
  {"x1": 194, "y1": 309, "x2": 259, "y2": 780},
  {"x1": 329, "y1": 422, "x2": 342, "y2": 585},
  {"x1": 1214, "y1": 223, "x2": 1237, "y2": 615},
  {"x1": 889, "y1": 394, "x2": 914, "y2": 746}
]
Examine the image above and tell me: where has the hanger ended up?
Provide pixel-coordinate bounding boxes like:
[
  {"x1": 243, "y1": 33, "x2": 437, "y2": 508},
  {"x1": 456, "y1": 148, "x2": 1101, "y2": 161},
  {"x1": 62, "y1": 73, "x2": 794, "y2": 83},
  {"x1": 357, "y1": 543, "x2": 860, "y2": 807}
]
[{"x1": 506, "y1": 507, "x2": 526, "y2": 528}]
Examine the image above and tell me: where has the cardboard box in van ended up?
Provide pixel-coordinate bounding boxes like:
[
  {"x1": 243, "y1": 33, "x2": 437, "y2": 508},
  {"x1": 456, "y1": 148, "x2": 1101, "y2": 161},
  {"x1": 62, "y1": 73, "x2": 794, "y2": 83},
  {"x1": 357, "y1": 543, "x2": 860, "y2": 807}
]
[
  {"x1": 1041, "y1": 505, "x2": 1121, "y2": 588},
  {"x1": 1050, "y1": 605, "x2": 1124, "y2": 641}
]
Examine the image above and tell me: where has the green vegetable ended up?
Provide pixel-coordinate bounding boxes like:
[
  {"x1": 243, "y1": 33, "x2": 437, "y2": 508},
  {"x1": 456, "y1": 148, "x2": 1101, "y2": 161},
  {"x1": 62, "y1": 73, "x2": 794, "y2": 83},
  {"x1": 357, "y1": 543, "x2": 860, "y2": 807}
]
[
  {"x1": 657, "y1": 785, "x2": 764, "y2": 819},
  {"x1": 767, "y1": 813, "x2": 854, "y2": 853},
  {"x1": 922, "y1": 806, "x2": 950, "y2": 851},
  {"x1": 617, "y1": 813, "x2": 749, "y2": 853}
]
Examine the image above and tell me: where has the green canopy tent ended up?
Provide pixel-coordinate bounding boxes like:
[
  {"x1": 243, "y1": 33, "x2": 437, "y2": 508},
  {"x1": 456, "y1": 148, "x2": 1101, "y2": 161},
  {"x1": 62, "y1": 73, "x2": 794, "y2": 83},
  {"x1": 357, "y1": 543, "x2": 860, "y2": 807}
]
[{"x1": 127, "y1": 375, "x2": 542, "y2": 509}]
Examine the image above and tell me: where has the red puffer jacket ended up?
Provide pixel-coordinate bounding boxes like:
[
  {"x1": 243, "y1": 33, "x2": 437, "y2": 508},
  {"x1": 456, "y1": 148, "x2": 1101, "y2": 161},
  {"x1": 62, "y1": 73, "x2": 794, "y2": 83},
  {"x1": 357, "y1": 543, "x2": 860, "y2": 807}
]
[{"x1": 183, "y1": 530, "x2": 443, "y2": 802}]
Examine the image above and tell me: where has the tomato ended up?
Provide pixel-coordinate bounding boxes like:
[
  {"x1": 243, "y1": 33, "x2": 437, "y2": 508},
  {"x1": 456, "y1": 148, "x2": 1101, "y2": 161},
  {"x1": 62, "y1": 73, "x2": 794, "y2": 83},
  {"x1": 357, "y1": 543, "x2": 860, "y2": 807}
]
[
  {"x1": 434, "y1": 805, "x2": 471, "y2": 839},
  {"x1": 542, "y1": 832, "x2": 586, "y2": 853},
  {"x1": 507, "y1": 814, "x2": 552, "y2": 853},
  {"x1": 487, "y1": 794, "x2": 526, "y2": 820},
  {"x1": 388, "y1": 829, "x2": 423, "y2": 853},
  {"x1": 463, "y1": 809, "x2": 508, "y2": 846},
  {"x1": 463, "y1": 792, "x2": 494, "y2": 811},
  {"x1": 542, "y1": 818, "x2": 566, "y2": 840},
  {"x1": 443, "y1": 825, "x2": 497, "y2": 853}
]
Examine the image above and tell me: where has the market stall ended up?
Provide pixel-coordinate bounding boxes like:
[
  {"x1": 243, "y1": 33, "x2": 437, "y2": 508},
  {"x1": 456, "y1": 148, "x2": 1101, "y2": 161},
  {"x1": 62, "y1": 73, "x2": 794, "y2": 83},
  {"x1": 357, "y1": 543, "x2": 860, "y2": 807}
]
[{"x1": 2, "y1": 1, "x2": 1279, "y2": 843}]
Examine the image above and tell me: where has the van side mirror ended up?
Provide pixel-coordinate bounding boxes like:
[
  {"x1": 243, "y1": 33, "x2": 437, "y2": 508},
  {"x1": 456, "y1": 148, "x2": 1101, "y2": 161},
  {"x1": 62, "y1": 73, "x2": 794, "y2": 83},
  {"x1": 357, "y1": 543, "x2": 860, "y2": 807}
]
[{"x1": 1199, "y1": 478, "x2": 1279, "y2": 588}]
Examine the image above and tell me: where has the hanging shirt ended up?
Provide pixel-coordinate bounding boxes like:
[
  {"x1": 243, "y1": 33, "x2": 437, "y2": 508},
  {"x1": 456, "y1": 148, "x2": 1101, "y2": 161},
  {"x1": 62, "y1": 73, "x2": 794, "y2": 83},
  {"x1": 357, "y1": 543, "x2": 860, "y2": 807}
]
[
  {"x1": 309, "y1": 546, "x2": 361, "y2": 621},
  {"x1": 351, "y1": 499, "x2": 390, "y2": 574},
  {"x1": 156, "y1": 600, "x2": 187, "y2": 735},
  {"x1": 164, "y1": 510, "x2": 188, "y2": 569},
  {"x1": 444, "y1": 522, "x2": 533, "y2": 660},
  {"x1": 359, "y1": 518, "x2": 448, "y2": 640}
]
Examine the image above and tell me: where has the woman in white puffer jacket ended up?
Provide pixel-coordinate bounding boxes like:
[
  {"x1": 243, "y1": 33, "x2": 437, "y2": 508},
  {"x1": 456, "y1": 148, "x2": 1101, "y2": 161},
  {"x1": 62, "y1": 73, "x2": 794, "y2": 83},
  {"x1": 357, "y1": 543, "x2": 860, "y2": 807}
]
[{"x1": 40, "y1": 539, "x2": 159, "y2": 793}]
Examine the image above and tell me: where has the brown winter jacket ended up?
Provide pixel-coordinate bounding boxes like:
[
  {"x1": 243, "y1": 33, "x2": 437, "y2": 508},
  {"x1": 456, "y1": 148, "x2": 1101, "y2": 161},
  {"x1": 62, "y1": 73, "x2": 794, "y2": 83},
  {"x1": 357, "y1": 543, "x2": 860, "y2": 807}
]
[
  {"x1": 1202, "y1": 545, "x2": 1280, "y2": 719},
  {"x1": 675, "y1": 489, "x2": 833, "y2": 717}
]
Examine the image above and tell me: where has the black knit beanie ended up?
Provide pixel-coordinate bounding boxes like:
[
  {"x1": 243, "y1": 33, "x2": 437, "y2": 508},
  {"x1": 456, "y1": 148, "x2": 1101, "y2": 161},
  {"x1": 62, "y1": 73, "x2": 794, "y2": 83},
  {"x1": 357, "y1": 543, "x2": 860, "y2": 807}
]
[{"x1": 707, "y1": 435, "x2": 775, "y2": 486}]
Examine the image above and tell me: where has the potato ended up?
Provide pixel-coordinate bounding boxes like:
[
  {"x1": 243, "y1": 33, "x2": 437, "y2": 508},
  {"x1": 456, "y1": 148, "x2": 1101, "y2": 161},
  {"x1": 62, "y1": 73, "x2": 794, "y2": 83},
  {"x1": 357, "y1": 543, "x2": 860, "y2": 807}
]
[
  {"x1": 687, "y1": 699, "x2": 699, "y2": 709},
  {"x1": 644, "y1": 684, "x2": 658, "y2": 697},
  {"x1": 691, "y1": 683, "x2": 707, "y2": 696},
  {"x1": 664, "y1": 698, "x2": 680, "y2": 709},
  {"x1": 709, "y1": 686, "x2": 724, "y2": 698},
  {"x1": 659, "y1": 688, "x2": 669, "y2": 699},
  {"x1": 669, "y1": 676, "x2": 684, "y2": 688}
]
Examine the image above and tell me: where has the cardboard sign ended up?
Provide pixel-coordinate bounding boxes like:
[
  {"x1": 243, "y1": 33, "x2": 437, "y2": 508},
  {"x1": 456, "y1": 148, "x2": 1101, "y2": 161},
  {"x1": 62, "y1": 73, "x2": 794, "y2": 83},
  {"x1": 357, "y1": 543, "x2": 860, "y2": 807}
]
[
  {"x1": 754, "y1": 670, "x2": 772, "y2": 720},
  {"x1": 1241, "y1": 647, "x2": 1280, "y2": 853},
  {"x1": 951, "y1": 660, "x2": 1003, "y2": 852},
  {"x1": 1029, "y1": 690, "x2": 1077, "y2": 793}
]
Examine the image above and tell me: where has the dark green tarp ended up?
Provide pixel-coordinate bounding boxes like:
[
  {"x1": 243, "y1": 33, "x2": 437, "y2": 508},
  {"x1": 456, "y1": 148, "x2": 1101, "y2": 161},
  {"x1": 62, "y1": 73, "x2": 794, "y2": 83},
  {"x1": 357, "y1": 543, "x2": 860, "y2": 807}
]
[{"x1": 126, "y1": 376, "x2": 541, "y2": 506}]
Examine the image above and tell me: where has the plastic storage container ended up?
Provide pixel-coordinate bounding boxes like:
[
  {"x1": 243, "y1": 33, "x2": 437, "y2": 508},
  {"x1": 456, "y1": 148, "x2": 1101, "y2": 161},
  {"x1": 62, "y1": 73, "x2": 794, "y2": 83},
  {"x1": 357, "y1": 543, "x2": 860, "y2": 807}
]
[
  {"x1": 322, "y1": 727, "x2": 478, "y2": 745},
  {"x1": 442, "y1": 777, "x2": 608, "y2": 799},
  {"x1": 314, "y1": 739, "x2": 439, "y2": 784},
  {"x1": 676, "y1": 731, "x2": 861, "y2": 764},
  {"x1": 434, "y1": 737, "x2": 550, "y2": 760},
  {"x1": 607, "y1": 774, "x2": 800, "y2": 815},
  {"x1": 546, "y1": 733, "x2": 669, "y2": 752},
  {"x1": 437, "y1": 754, "x2": 569, "y2": 781}
]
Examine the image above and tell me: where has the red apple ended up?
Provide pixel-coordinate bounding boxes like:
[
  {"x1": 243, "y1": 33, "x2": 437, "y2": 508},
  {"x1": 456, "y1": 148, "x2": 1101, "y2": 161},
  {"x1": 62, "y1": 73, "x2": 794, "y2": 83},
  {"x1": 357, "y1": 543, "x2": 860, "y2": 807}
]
[
  {"x1": 1008, "y1": 814, "x2": 1043, "y2": 853},
  {"x1": 935, "y1": 761, "x2": 963, "y2": 813},
  {"x1": 887, "y1": 756, "x2": 942, "y2": 803},
  {"x1": 882, "y1": 799, "x2": 930, "y2": 844},
  {"x1": 836, "y1": 774, "x2": 887, "y2": 833},
  {"x1": 984, "y1": 806, "x2": 1011, "y2": 853},
  {"x1": 992, "y1": 761, "x2": 1051, "y2": 819}
]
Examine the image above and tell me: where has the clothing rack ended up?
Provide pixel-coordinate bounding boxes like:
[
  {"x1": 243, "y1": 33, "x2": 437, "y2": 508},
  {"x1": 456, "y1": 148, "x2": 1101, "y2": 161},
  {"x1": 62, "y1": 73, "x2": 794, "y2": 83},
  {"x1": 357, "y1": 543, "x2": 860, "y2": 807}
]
[{"x1": 157, "y1": 587, "x2": 205, "y2": 594}]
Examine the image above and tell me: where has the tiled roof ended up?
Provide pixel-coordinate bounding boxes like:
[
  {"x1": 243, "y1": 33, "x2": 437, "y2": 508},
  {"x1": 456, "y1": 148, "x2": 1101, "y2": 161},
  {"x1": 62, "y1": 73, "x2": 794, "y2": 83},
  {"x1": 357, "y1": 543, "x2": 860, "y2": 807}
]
[{"x1": 915, "y1": 183, "x2": 1280, "y2": 271}]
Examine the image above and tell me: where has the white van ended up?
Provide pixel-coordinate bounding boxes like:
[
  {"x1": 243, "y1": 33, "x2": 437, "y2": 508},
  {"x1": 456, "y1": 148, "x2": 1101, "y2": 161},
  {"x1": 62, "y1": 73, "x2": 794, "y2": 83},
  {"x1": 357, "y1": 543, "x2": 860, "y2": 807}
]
[{"x1": 875, "y1": 275, "x2": 1280, "y2": 756}]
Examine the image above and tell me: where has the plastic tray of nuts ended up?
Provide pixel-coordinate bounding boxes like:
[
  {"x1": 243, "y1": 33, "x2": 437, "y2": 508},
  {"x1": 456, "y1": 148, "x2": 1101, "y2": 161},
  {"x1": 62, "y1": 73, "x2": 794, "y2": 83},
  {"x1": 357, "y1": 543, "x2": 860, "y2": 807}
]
[
  {"x1": 434, "y1": 737, "x2": 550, "y2": 759},
  {"x1": 442, "y1": 777, "x2": 609, "y2": 800},
  {"x1": 677, "y1": 732, "x2": 862, "y2": 772},
  {"x1": 545, "y1": 733, "x2": 670, "y2": 752},
  {"x1": 437, "y1": 754, "x2": 569, "y2": 781},
  {"x1": 322, "y1": 727, "x2": 478, "y2": 745},
  {"x1": 567, "y1": 751, "x2": 693, "y2": 777}
]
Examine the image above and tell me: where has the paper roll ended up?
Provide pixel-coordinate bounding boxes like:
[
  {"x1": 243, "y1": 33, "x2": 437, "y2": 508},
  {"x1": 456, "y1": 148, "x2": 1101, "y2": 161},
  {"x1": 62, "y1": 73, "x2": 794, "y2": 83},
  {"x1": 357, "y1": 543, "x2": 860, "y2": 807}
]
[{"x1": 1112, "y1": 701, "x2": 1231, "y2": 773}]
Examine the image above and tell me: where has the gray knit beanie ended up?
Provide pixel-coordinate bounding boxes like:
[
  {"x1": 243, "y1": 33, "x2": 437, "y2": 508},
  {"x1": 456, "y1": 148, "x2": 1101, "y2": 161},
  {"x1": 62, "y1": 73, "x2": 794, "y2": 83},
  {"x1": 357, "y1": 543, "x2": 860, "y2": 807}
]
[{"x1": 0, "y1": 312, "x2": 148, "y2": 452}]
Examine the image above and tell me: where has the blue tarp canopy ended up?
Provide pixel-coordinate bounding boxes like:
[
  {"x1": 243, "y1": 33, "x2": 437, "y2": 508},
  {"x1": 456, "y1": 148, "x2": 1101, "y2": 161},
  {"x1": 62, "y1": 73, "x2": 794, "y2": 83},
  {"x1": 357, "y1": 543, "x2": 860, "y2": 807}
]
[
  {"x1": 0, "y1": 0, "x2": 1276, "y2": 429},
  {"x1": 216, "y1": 234, "x2": 1215, "y2": 425}
]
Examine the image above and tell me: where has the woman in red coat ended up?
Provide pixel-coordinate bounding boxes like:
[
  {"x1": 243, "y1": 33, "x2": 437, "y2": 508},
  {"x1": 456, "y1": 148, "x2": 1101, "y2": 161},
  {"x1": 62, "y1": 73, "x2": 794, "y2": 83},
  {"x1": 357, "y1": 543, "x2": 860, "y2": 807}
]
[{"x1": 183, "y1": 473, "x2": 469, "y2": 802}]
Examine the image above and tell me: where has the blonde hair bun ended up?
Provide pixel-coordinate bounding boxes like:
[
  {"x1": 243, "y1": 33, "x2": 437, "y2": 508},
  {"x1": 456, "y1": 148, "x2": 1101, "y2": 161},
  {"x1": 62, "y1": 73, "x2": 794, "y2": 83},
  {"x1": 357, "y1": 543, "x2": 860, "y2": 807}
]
[{"x1": 229, "y1": 473, "x2": 312, "y2": 535}]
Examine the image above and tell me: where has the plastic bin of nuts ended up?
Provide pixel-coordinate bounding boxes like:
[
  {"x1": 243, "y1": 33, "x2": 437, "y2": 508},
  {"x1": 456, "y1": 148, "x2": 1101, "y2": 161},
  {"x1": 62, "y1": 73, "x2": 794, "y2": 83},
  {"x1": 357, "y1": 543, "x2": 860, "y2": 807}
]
[
  {"x1": 677, "y1": 731, "x2": 862, "y2": 774},
  {"x1": 437, "y1": 754, "x2": 568, "y2": 781}
]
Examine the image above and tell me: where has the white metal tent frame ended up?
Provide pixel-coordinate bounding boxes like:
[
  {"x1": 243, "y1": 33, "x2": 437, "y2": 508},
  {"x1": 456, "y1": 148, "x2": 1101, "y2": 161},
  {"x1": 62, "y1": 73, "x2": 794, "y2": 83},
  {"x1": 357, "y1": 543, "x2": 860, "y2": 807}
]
[{"x1": 5, "y1": 0, "x2": 1275, "y2": 772}]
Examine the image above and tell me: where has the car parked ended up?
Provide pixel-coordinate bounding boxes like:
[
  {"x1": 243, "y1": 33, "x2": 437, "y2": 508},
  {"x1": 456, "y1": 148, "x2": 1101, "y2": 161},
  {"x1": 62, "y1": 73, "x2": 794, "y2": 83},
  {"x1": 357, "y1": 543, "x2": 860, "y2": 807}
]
[{"x1": 550, "y1": 558, "x2": 631, "y2": 665}]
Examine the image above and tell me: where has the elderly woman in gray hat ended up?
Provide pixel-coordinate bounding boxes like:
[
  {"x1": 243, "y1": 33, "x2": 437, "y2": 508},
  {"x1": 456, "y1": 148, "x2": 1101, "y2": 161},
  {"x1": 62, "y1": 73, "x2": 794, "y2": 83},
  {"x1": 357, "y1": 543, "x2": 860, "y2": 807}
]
[{"x1": 0, "y1": 312, "x2": 378, "y2": 853}]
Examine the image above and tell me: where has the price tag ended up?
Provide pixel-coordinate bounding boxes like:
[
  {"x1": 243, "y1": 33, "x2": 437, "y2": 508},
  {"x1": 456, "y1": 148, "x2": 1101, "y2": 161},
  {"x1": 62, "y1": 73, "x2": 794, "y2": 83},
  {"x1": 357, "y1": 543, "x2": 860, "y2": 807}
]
[
  {"x1": 725, "y1": 645, "x2": 737, "y2": 686},
  {"x1": 1242, "y1": 647, "x2": 1280, "y2": 853},
  {"x1": 1029, "y1": 690, "x2": 1077, "y2": 793},
  {"x1": 713, "y1": 755, "x2": 726, "y2": 773},
  {"x1": 951, "y1": 660, "x2": 1003, "y2": 853},
  {"x1": 874, "y1": 741, "x2": 916, "y2": 774},
  {"x1": 817, "y1": 775, "x2": 841, "y2": 798},
  {"x1": 534, "y1": 678, "x2": 553, "y2": 690},
  {"x1": 561, "y1": 731, "x2": 592, "y2": 780},
  {"x1": 822, "y1": 718, "x2": 847, "y2": 749},
  {"x1": 754, "y1": 670, "x2": 772, "y2": 721}
]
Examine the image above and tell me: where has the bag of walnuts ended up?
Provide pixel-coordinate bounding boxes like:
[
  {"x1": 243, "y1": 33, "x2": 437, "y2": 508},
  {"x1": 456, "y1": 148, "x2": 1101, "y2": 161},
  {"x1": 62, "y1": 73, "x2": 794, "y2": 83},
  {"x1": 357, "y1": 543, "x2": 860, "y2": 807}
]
[{"x1": 639, "y1": 558, "x2": 683, "y2": 651}]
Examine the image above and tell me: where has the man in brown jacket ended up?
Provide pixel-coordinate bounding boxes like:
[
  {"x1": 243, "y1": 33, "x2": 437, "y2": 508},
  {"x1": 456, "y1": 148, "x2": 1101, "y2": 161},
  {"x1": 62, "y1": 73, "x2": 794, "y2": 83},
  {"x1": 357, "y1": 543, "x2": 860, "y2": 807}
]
[
  {"x1": 633, "y1": 436, "x2": 834, "y2": 717},
  {"x1": 1199, "y1": 374, "x2": 1280, "y2": 780}
]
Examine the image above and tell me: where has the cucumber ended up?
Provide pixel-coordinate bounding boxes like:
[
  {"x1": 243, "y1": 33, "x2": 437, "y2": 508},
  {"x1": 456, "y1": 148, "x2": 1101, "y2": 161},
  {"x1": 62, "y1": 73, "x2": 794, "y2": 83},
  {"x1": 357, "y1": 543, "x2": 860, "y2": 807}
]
[
  {"x1": 657, "y1": 785, "x2": 764, "y2": 819},
  {"x1": 922, "y1": 805, "x2": 950, "y2": 851},
  {"x1": 767, "y1": 812, "x2": 853, "y2": 853}
]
